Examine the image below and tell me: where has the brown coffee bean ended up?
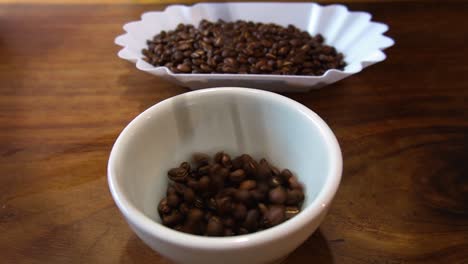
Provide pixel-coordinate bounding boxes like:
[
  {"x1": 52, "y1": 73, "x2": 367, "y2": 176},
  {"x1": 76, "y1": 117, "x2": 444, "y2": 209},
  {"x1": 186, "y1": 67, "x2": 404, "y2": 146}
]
[
  {"x1": 187, "y1": 208, "x2": 204, "y2": 222},
  {"x1": 167, "y1": 193, "x2": 180, "y2": 207},
  {"x1": 222, "y1": 217, "x2": 235, "y2": 228},
  {"x1": 286, "y1": 189, "x2": 304, "y2": 205},
  {"x1": 220, "y1": 153, "x2": 232, "y2": 168},
  {"x1": 238, "y1": 227, "x2": 249, "y2": 235},
  {"x1": 229, "y1": 169, "x2": 246, "y2": 182},
  {"x1": 250, "y1": 189, "x2": 266, "y2": 202},
  {"x1": 166, "y1": 185, "x2": 176, "y2": 196},
  {"x1": 158, "y1": 197, "x2": 171, "y2": 215},
  {"x1": 264, "y1": 205, "x2": 285, "y2": 227},
  {"x1": 179, "y1": 203, "x2": 190, "y2": 216},
  {"x1": 216, "y1": 196, "x2": 233, "y2": 215},
  {"x1": 162, "y1": 210, "x2": 183, "y2": 226},
  {"x1": 177, "y1": 43, "x2": 192, "y2": 51},
  {"x1": 269, "y1": 186, "x2": 287, "y2": 204},
  {"x1": 240, "y1": 180, "x2": 257, "y2": 190},
  {"x1": 210, "y1": 164, "x2": 229, "y2": 190},
  {"x1": 168, "y1": 167, "x2": 188, "y2": 182},
  {"x1": 258, "y1": 203, "x2": 268, "y2": 215},
  {"x1": 194, "y1": 196, "x2": 204, "y2": 209},
  {"x1": 176, "y1": 63, "x2": 192, "y2": 73},
  {"x1": 243, "y1": 209, "x2": 260, "y2": 231},
  {"x1": 269, "y1": 176, "x2": 283, "y2": 188},
  {"x1": 257, "y1": 159, "x2": 272, "y2": 180},
  {"x1": 233, "y1": 203, "x2": 247, "y2": 220},
  {"x1": 173, "y1": 51, "x2": 184, "y2": 62},
  {"x1": 198, "y1": 175, "x2": 211, "y2": 191},
  {"x1": 288, "y1": 176, "x2": 303, "y2": 190},
  {"x1": 183, "y1": 187, "x2": 196, "y2": 204},
  {"x1": 281, "y1": 169, "x2": 293, "y2": 181},
  {"x1": 224, "y1": 228, "x2": 235, "y2": 236},
  {"x1": 234, "y1": 189, "x2": 251, "y2": 203},
  {"x1": 192, "y1": 153, "x2": 210, "y2": 167},
  {"x1": 231, "y1": 156, "x2": 244, "y2": 170},
  {"x1": 172, "y1": 183, "x2": 186, "y2": 195},
  {"x1": 198, "y1": 165, "x2": 211, "y2": 175},
  {"x1": 243, "y1": 160, "x2": 258, "y2": 177},
  {"x1": 206, "y1": 216, "x2": 224, "y2": 236}
]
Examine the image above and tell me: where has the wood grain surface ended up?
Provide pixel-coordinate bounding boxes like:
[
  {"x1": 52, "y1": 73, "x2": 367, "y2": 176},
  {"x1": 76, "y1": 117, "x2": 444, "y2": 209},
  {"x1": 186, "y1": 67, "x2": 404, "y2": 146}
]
[{"x1": 1, "y1": 2, "x2": 468, "y2": 263}]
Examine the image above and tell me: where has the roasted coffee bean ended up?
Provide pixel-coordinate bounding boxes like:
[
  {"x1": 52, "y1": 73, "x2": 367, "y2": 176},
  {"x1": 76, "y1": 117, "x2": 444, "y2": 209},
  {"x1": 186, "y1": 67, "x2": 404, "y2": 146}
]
[
  {"x1": 210, "y1": 164, "x2": 229, "y2": 190},
  {"x1": 240, "y1": 180, "x2": 257, "y2": 190},
  {"x1": 206, "y1": 216, "x2": 224, "y2": 236},
  {"x1": 158, "y1": 197, "x2": 171, "y2": 215},
  {"x1": 250, "y1": 189, "x2": 266, "y2": 202},
  {"x1": 280, "y1": 169, "x2": 293, "y2": 181},
  {"x1": 238, "y1": 227, "x2": 249, "y2": 235},
  {"x1": 216, "y1": 196, "x2": 233, "y2": 215},
  {"x1": 166, "y1": 185, "x2": 176, "y2": 196},
  {"x1": 257, "y1": 181, "x2": 270, "y2": 194},
  {"x1": 198, "y1": 165, "x2": 211, "y2": 175},
  {"x1": 183, "y1": 187, "x2": 196, "y2": 204},
  {"x1": 233, "y1": 203, "x2": 247, "y2": 220},
  {"x1": 194, "y1": 196, "x2": 204, "y2": 209},
  {"x1": 269, "y1": 176, "x2": 283, "y2": 187},
  {"x1": 269, "y1": 186, "x2": 287, "y2": 204},
  {"x1": 162, "y1": 210, "x2": 183, "y2": 226},
  {"x1": 243, "y1": 209, "x2": 260, "y2": 231},
  {"x1": 222, "y1": 217, "x2": 235, "y2": 228},
  {"x1": 257, "y1": 159, "x2": 272, "y2": 180},
  {"x1": 264, "y1": 205, "x2": 285, "y2": 227},
  {"x1": 220, "y1": 153, "x2": 232, "y2": 168},
  {"x1": 179, "y1": 203, "x2": 190, "y2": 215},
  {"x1": 143, "y1": 20, "x2": 346, "y2": 76},
  {"x1": 187, "y1": 208, "x2": 204, "y2": 222},
  {"x1": 158, "y1": 151, "x2": 305, "y2": 236},
  {"x1": 286, "y1": 189, "x2": 305, "y2": 205},
  {"x1": 176, "y1": 63, "x2": 192, "y2": 73},
  {"x1": 198, "y1": 175, "x2": 211, "y2": 191},
  {"x1": 234, "y1": 189, "x2": 251, "y2": 203},
  {"x1": 167, "y1": 193, "x2": 180, "y2": 207},
  {"x1": 192, "y1": 152, "x2": 210, "y2": 166},
  {"x1": 224, "y1": 228, "x2": 235, "y2": 236},
  {"x1": 168, "y1": 167, "x2": 188, "y2": 183},
  {"x1": 288, "y1": 176, "x2": 303, "y2": 190},
  {"x1": 229, "y1": 169, "x2": 246, "y2": 182},
  {"x1": 172, "y1": 183, "x2": 186, "y2": 195},
  {"x1": 258, "y1": 203, "x2": 268, "y2": 215},
  {"x1": 243, "y1": 159, "x2": 258, "y2": 177},
  {"x1": 231, "y1": 156, "x2": 244, "y2": 170}
]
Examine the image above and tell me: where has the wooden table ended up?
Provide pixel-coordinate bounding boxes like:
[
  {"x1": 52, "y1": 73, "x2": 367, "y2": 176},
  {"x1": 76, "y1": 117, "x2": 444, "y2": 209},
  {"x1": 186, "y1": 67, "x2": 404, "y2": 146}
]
[{"x1": 1, "y1": 1, "x2": 467, "y2": 263}]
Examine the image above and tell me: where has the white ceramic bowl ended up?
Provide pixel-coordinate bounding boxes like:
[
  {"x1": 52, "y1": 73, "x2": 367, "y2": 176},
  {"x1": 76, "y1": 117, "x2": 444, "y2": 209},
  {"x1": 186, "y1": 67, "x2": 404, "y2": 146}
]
[
  {"x1": 107, "y1": 87, "x2": 342, "y2": 264},
  {"x1": 115, "y1": 2, "x2": 394, "y2": 92}
]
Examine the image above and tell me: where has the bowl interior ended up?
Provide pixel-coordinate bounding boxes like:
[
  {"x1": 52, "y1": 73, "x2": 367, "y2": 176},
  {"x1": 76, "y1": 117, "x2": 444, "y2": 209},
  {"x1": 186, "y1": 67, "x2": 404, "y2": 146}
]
[{"x1": 110, "y1": 88, "x2": 336, "y2": 223}]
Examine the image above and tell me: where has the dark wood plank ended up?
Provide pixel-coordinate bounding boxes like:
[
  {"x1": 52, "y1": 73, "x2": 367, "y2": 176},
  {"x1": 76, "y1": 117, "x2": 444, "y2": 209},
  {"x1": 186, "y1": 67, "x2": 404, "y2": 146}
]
[{"x1": 0, "y1": 2, "x2": 467, "y2": 263}]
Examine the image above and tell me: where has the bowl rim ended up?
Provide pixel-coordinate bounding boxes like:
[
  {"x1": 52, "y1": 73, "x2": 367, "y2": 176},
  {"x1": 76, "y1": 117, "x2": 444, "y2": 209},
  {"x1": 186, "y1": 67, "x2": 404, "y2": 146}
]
[{"x1": 107, "y1": 87, "x2": 343, "y2": 249}]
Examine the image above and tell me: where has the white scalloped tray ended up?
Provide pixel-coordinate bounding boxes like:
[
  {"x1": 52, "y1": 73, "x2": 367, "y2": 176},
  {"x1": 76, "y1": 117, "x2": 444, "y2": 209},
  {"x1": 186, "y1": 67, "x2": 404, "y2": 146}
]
[{"x1": 115, "y1": 3, "x2": 394, "y2": 92}]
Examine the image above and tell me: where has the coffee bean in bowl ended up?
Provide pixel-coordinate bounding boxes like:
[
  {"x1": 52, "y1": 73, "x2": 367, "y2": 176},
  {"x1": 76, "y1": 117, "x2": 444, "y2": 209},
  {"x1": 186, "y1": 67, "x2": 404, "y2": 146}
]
[
  {"x1": 158, "y1": 152, "x2": 305, "y2": 236},
  {"x1": 107, "y1": 87, "x2": 343, "y2": 264},
  {"x1": 142, "y1": 19, "x2": 346, "y2": 76}
]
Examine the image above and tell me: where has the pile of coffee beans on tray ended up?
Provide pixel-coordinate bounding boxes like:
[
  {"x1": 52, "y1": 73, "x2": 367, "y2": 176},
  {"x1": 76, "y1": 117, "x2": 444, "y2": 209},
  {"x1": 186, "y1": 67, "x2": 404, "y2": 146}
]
[
  {"x1": 157, "y1": 152, "x2": 305, "y2": 236},
  {"x1": 143, "y1": 19, "x2": 346, "y2": 75}
]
